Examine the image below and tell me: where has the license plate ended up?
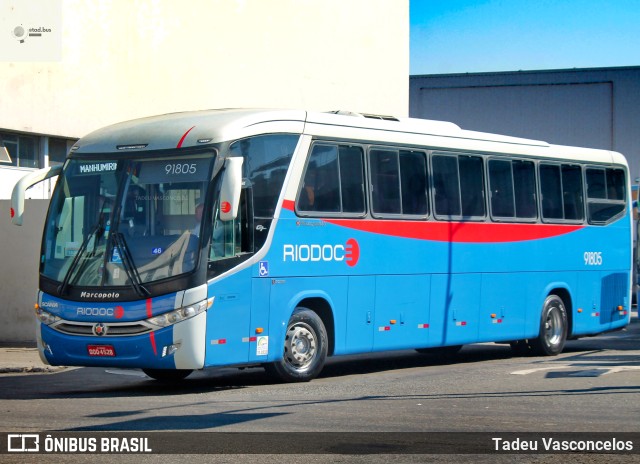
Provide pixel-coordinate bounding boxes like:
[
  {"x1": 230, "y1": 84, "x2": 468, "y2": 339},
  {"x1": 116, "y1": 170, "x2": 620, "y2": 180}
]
[{"x1": 87, "y1": 345, "x2": 116, "y2": 357}]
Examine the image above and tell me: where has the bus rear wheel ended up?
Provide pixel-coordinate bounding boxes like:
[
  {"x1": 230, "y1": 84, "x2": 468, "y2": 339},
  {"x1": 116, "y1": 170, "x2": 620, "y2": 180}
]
[
  {"x1": 529, "y1": 294, "x2": 568, "y2": 356},
  {"x1": 142, "y1": 368, "x2": 193, "y2": 382},
  {"x1": 265, "y1": 308, "x2": 328, "y2": 382}
]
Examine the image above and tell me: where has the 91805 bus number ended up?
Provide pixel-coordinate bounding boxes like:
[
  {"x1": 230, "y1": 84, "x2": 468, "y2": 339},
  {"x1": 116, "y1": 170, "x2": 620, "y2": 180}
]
[
  {"x1": 165, "y1": 163, "x2": 197, "y2": 175},
  {"x1": 584, "y1": 251, "x2": 603, "y2": 266}
]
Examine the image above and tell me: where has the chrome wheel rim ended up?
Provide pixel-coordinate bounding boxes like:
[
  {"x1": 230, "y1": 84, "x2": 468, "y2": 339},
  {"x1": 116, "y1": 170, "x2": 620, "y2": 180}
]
[
  {"x1": 283, "y1": 322, "x2": 317, "y2": 371},
  {"x1": 544, "y1": 304, "x2": 563, "y2": 346}
]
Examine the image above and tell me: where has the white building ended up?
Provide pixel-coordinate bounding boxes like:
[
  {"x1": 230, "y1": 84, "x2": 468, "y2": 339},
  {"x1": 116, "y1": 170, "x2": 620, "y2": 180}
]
[
  {"x1": 0, "y1": 0, "x2": 409, "y2": 343},
  {"x1": 1, "y1": 0, "x2": 409, "y2": 198}
]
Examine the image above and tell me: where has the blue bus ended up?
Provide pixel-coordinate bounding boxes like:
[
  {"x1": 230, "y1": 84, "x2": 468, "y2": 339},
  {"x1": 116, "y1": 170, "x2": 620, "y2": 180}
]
[{"x1": 11, "y1": 109, "x2": 632, "y2": 382}]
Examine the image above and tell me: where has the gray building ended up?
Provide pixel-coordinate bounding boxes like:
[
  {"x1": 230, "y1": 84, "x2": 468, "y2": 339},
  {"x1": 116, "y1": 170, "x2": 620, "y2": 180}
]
[{"x1": 410, "y1": 66, "x2": 640, "y2": 181}]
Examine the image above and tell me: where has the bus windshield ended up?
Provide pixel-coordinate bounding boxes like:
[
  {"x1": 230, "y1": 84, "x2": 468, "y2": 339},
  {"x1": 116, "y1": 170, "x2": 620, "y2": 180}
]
[{"x1": 41, "y1": 154, "x2": 215, "y2": 290}]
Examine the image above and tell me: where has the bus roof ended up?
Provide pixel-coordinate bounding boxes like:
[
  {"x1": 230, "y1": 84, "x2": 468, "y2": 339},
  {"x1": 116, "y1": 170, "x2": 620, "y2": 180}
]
[{"x1": 70, "y1": 108, "x2": 627, "y2": 167}]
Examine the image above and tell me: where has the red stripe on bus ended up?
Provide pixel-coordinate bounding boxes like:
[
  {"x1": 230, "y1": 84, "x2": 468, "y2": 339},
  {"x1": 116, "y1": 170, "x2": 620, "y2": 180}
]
[
  {"x1": 146, "y1": 298, "x2": 153, "y2": 318},
  {"x1": 281, "y1": 200, "x2": 583, "y2": 243},
  {"x1": 149, "y1": 332, "x2": 157, "y2": 356},
  {"x1": 176, "y1": 126, "x2": 196, "y2": 148}
]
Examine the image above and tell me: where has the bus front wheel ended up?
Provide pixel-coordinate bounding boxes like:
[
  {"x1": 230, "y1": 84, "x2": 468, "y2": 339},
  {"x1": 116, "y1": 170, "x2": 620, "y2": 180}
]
[
  {"x1": 529, "y1": 294, "x2": 568, "y2": 356},
  {"x1": 265, "y1": 308, "x2": 328, "y2": 382}
]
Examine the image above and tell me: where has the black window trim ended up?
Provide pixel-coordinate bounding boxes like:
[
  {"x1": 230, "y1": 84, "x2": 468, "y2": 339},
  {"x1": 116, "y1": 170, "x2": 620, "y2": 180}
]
[
  {"x1": 430, "y1": 151, "x2": 487, "y2": 222},
  {"x1": 295, "y1": 141, "x2": 368, "y2": 219},
  {"x1": 487, "y1": 156, "x2": 539, "y2": 223},
  {"x1": 538, "y1": 161, "x2": 586, "y2": 225},
  {"x1": 368, "y1": 145, "x2": 430, "y2": 220},
  {"x1": 294, "y1": 137, "x2": 628, "y2": 228},
  {"x1": 584, "y1": 165, "x2": 628, "y2": 225}
]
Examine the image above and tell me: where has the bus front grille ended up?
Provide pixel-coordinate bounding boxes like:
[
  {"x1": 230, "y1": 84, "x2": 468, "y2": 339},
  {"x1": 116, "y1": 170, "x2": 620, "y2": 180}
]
[{"x1": 52, "y1": 321, "x2": 153, "y2": 337}]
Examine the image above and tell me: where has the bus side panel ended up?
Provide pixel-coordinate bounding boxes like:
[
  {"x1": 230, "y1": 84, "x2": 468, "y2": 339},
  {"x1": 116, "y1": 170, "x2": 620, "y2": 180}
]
[
  {"x1": 373, "y1": 274, "x2": 430, "y2": 351},
  {"x1": 344, "y1": 275, "x2": 376, "y2": 354},
  {"x1": 205, "y1": 268, "x2": 252, "y2": 367},
  {"x1": 574, "y1": 271, "x2": 603, "y2": 336},
  {"x1": 248, "y1": 276, "x2": 272, "y2": 363},
  {"x1": 601, "y1": 272, "x2": 631, "y2": 330},
  {"x1": 267, "y1": 276, "x2": 348, "y2": 362},
  {"x1": 478, "y1": 273, "x2": 528, "y2": 342},
  {"x1": 429, "y1": 273, "x2": 481, "y2": 346}
]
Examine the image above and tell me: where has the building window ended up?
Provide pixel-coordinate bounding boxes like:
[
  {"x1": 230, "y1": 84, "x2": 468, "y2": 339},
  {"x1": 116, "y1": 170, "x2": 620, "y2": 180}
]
[
  {"x1": 0, "y1": 132, "x2": 40, "y2": 168},
  {"x1": 48, "y1": 138, "x2": 70, "y2": 165}
]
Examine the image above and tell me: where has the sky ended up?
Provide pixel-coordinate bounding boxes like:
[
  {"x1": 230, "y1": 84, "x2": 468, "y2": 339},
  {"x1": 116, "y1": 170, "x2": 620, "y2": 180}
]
[{"x1": 410, "y1": 0, "x2": 640, "y2": 75}]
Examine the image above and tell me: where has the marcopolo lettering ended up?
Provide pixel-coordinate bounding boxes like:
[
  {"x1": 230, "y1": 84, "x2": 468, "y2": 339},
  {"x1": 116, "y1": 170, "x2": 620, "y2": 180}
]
[{"x1": 80, "y1": 291, "x2": 120, "y2": 299}]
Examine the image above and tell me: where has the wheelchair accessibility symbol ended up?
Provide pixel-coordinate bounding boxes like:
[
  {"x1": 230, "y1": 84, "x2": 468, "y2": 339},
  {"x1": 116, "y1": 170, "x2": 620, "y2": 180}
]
[{"x1": 259, "y1": 261, "x2": 269, "y2": 277}]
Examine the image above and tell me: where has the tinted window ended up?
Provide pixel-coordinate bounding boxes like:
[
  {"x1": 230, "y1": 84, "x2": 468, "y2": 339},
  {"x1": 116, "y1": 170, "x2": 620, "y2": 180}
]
[
  {"x1": 298, "y1": 143, "x2": 365, "y2": 215},
  {"x1": 432, "y1": 155, "x2": 460, "y2": 217},
  {"x1": 400, "y1": 150, "x2": 428, "y2": 216},
  {"x1": 230, "y1": 134, "x2": 298, "y2": 218},
  {"x1": 459, "y1": 155, "x2": 485, "y2": 217},
  {"x1": 432, "y1": 153, "x2": 485, "y2": 219},
  {"x1": 561, "y1": 164, "x2": 584, "y2": 221},
  {"x1": 513, "y1": 160, "x2": 537, "y2": 219},
  {"x1": 489, "y1": 159, "x2": 514, "y2": 218},
  {"x1": 370, "y1": 149, "x2": 401, "y2": 214},
  {"x1": 586, "y1": 167, "x2": 627, "y2": 224},
  {"x1": 339, "y1": 146, "x2": 366, "y2": 213},
  {"x1": 540, "y1": 163, "x2": 584, "y2": 222},
  {"x1": 370, "y1": 148, "x2": 428, "y2": 216},
  {"x1": 540, "y1": 164, "x2": 564, "y2": 220}
]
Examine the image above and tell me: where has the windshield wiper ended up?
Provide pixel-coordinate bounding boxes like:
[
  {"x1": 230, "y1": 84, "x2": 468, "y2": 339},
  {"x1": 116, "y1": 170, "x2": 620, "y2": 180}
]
[
  {"x1": 58, "y1": 219, "x2": 105, "y2": 296},
  {"x1": 112, "y1": 232, "x2": 150, "y2": 298}
]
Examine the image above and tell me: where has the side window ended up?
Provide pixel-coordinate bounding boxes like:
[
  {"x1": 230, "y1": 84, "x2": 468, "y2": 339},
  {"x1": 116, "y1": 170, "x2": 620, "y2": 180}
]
[
  {"x1": 432, "y1": 154, "x2": 460, "y2": 217},
  {"x1": 369, "y1": 148, "x2": 428, "y2": 217},
  {"x1": 489, "y1": 159, "x2": 515, "y2": 218},
  {"x1": 433, "y1": 153, "x2": 485, "y2": 219},
  {"x1": 459, "y1": 155, "x2": 485, "y2": 217},
  {"x1": 340, "y1": 146, "x2": 366, "y2": 213},
  {"x1": 561, "y1": 164, "x2": 584, "y2": 221},
  {"x1": 513, "y1": 160, "x2": 537, "y2": 219},
  {"x1": 229, "y1": 134, "x2": 298, "y2": 218},
  {"x1": 540, "y1": 164, "x2": 563, "y2": 220},
  {"x1": 540, "y1": 163, "x2": 584, "y2": 222},
  {"x1": 400, "y1": 150, "x2": 429, "y2": 216},
  {"x1": 297, "y1": 143, "x2": 365, "y2": 215},
  {"x1": 586, "y1": 167, "x2": 627, "y2": 224},
  {"x1": 489, "y1": 158, "x2": 537, "y2": 220},
  {"x1": 209, "y1": 190, "x2": 251, "y2": 261},
  {"x1": 370, "y1": 149, "x2": 401, "y2": 214}
]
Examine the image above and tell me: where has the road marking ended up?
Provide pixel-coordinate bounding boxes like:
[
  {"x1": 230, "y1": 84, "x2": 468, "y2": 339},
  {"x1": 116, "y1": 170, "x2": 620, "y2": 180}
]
[{"x1": 511, "y1": 365, "x2": 640, "y2": 376}]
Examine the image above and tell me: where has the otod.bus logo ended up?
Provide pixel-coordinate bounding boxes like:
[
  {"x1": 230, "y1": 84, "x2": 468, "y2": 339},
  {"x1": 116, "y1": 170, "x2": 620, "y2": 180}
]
[{"x1": 283, "y1": 239, "x2": 360, "y2": 267}]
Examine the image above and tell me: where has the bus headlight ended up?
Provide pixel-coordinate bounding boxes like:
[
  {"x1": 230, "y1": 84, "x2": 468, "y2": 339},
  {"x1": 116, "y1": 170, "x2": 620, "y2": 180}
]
[
  {"x1": 35, "y1": 307, "x2": 60, "y2": 325},
  {"x1": 146, "y1": 299, "x2": 208, "y2": 328}
]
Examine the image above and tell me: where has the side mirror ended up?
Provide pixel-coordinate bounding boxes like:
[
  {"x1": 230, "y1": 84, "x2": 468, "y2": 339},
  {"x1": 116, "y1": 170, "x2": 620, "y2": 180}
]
[
  {"x1": 11, "y1": 165, "x2": 63, "y2": 226},
  {"x1": 218, "y1": 157, "x2": 244, "y2": 222}
]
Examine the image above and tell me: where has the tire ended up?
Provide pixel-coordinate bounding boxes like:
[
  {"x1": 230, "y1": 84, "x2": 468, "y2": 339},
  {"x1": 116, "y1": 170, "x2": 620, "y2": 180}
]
[
  {"x1": 265, "y1": 308, "x2": 328, "y2": 382},
  {"x1": 142, "y1": 368, "x2": 193, "y2": 382},
  {"x1": 529, "y1": 294, "x2": 568, "y2": 356}
]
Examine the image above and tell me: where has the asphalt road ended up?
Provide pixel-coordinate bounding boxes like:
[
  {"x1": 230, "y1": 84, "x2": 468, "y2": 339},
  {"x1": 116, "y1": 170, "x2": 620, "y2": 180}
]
[{"x1": 1, "y1": 318, "x2": 639, "y2": 463}]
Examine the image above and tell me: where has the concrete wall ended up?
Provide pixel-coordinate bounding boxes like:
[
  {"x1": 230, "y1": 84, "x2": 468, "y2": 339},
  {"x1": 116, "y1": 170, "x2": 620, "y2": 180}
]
[
  {"x1": 2, "y1": 0, "x2": 409, "y2": 139},
  {"x1": 0, "y1": 0, "x2": 409, "y2": 343},
  {"x1": 0, "y1": 200, "x2": 48, "y2": 344},
  {"x1": 410, "y1": 67, "x2": 640, "y2": 180}
]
